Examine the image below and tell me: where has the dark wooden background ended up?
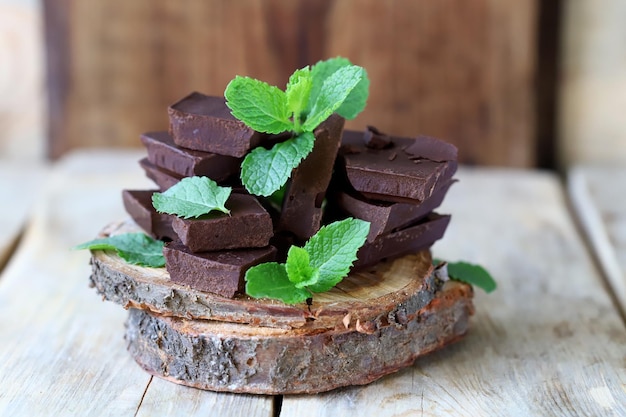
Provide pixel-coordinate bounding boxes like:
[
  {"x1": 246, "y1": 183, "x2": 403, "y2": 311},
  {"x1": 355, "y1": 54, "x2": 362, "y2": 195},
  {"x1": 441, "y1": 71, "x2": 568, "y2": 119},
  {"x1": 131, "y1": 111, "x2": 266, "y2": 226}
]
[{"x1": 44, "y1": 0, "x2": 544, "y2": 167}]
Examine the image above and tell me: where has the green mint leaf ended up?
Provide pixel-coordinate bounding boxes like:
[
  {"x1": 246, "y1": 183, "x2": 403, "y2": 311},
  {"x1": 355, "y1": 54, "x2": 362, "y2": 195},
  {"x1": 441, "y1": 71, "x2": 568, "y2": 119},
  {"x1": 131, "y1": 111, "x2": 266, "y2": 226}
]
[
  {"x1": 240, "y1": 132, "x2": 315, "y2": 196},
  {"x1": 224, "y1": 76, "x2": 293, "y2": 134},
  {"x1": 437, "y1": 260, "x2": 497, "y2": 293},
  {"x1": 309, "y1": 57, "x2": 369, "y2": 120},
  {"x1": 152, "y1": 176, "x2": 231, "y2": 219},
  {"x1": 74, "y1": 233, "x2": 165, "y2": 267},
  {"x1": 285, "y1": 246, "x2": 319, "y2": 289},
  {"x1": 285, "y1": 67, "x2": 312, "y2": 130},
  {"x1": 303, "y1": 65, "x2": 364, "y2": 131},
  {"x1": 245, "y1": 262, "x2": 310, "y2": 304},
  {"x1": 304, "y1": 218, "x2": 370, "y2": 293}
]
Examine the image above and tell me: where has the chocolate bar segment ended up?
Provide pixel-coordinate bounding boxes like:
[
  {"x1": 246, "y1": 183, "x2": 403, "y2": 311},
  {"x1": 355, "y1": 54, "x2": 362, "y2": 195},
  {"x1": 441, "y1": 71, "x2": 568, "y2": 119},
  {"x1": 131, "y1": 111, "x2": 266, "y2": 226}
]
[
  {"x1": 168, "y1": 92, "x2": 261, "y2": 157},
  {"x1": 139, "y1": 158, "x2": 182, "y2": 191},
  {"x1": 338, "y1": 130, "x2": 457, "y2": 204},
  {"x1": 122, "y1": 189, "x2": 176, "y2": 240},
  {"x1": 335, "y1": 180, "x2": 454, "y2": 242},
  {"x1": 164, "y1": 241, "x2": 276, "y2": 297},
  {"x1": 141, "y1": 131, "x2": 241, "y2": 180},
  {"x1": 171, "y1": 194, "x2": 273, "y2": 253},
  {"x1": 353, "y1": 213, "x2": 451, "y2": 269},
  {"x1": 277, "y1": 114, "x2": 345, "y2": 241}
]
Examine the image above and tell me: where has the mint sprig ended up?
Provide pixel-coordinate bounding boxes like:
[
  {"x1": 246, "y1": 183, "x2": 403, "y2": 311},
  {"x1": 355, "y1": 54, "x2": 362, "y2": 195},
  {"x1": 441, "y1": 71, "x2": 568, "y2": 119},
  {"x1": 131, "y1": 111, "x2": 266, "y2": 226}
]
[
  {"x1": 74, "y1": 233, "x2": 165, "y2": 267},
  {"x1": 152, "y1": 176, "x2": 232, "y2": 218},
  {"x1": 435, "y1": 259, "x2": 497, "y2": 293},
  {"x1": 245, "y1": 218, "x2": 370, "y2": 304},
  {"x1": 225, "y1": 57, "x2": 369, "y2": 197}
]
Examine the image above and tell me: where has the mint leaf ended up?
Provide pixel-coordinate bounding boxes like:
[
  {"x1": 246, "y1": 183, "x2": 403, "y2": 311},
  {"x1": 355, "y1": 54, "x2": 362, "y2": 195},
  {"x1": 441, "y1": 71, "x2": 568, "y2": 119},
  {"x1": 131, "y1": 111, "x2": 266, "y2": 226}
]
[
  {"x1": 240, "y1": 132, "x2": 315, "y2": 196},
  {"x1": 224, "y1": 76, "x2": 293, "y2": 134},
  {"x1": 305, "y1": 218, "x2": 370, "y2": 292},
  {"x1": 436, "y1": 260, "x2": 497, "y2": 293},
  {"x1": 285, "y1": 246, "x2": 319, "y2": 289},
  {"x1": 152, "y1": 176, "x2": 231, "y2": 218},
  {"x1": 285, "y1": 67, "x2": 312, "y2": 131},
  {"x1": 245, "y1": 262, "x2": 310, "y2": 304},
  {"x1": 309, "y1": 57, "x2": 369, "y2": 120},
  {"x1": 303, "y1": 65, "x2": 364, "y2": 131},
  {"x1": 74, "y1": 233, "x2": 165, "y2": 267}
]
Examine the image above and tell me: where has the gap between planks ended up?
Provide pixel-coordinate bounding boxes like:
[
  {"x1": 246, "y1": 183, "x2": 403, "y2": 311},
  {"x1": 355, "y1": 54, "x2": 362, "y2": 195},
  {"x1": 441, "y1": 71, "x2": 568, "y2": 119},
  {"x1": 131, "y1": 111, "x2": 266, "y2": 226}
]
[{"x1": 568, "y1": 167, "x2": 626, "y2": 324}]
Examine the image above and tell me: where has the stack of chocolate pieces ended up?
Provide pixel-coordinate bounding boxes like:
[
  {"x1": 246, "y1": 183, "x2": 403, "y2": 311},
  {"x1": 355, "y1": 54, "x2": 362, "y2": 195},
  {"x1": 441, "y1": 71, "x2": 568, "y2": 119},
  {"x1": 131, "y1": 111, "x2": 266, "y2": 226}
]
[{"x1": 123, "y1": 91, "x2": 457, "y2": 299}]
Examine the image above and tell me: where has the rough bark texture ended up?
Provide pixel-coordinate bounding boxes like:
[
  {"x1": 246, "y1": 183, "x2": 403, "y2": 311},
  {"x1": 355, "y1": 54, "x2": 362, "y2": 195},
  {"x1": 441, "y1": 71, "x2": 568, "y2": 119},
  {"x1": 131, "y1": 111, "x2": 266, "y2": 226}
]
[
  {"x1": 124, "y1": 282, "x2": 473, "y2": 394},
  {"x1": 90, "y1": 247, "x2": 440, "y2": 330}
]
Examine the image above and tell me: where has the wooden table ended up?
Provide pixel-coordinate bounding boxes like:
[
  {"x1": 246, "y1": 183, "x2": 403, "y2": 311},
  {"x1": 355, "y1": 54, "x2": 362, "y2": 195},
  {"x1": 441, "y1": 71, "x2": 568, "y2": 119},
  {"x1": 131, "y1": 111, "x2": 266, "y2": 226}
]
[{"x1": 1, "y1": 152, "x2": 625, "y2": 416}]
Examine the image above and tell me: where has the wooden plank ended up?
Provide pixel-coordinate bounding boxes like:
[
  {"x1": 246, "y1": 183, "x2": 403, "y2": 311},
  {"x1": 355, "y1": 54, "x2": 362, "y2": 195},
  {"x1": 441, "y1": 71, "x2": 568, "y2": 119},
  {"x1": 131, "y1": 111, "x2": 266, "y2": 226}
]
[
  {"x1": 0, "y1": 151, "x2": 273, "y2": 416},
  {"x1": 569, "y1": 166, "x2": 626, "y2": 316},
  {"x1": 559, "y1": 0, "x2": 626, "y2": 167},
  {"x1": 0, "y1": 162, "x2": 47, "y2": 273},
  {"x1": 0, "y1": 3, "x2": 45, "y2": 161},
  {"x1": 136, "y1": 378, "x2": 274, "y2": 417},
  {"x1": 44, "y1": 0, "x2": 537, "y2": 167},
  {"x1": 281, "y1": 169, "x2": 626, "y2": 416}
]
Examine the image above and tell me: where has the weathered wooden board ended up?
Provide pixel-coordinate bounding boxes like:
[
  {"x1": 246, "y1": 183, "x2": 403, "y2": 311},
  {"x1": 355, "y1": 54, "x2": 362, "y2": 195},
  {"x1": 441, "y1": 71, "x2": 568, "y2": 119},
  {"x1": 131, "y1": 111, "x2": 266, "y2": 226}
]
[
  {"x1": 559, "y1": 1, "x2": 626, "y2": 166},
  {"x1": 569, "y1": 166, "x2": 626, "y2": 316},
  {"x1": 0, "y1": 162, "x2": 48, "y2": 273},
  {"x1": 44, "y1": 0, "x2": 537, "y2": 167},
  {"x1": 281, "y1": 169, "x2": 626, "y2": 416},
  {"x1": 0, "y1": 151, "x2": 273, "y2": 416},
  {"x1": 0, "y1": 3, "x2": 44, "y2": 161}
]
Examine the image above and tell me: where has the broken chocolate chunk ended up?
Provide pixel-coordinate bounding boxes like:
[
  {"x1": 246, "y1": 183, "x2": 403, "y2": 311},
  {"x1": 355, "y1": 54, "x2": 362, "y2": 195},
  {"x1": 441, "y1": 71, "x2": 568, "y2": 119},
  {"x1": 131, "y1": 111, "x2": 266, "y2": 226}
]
[
  {"x1": 363, "y1": 125, "x2": 391, "y2": 149},
  {"x1": 338, "y1": 130, "x2": 457, "y2": 204},
  {"x1": 122, "y1": 189, "x2": 176, "y2": 240},
  {"x1": 139, "y1": 158, "x2": 182, "y2": 191},
  {"x1": 353, "y1": 214, "x2": 451, "y2": 269},
  {"x1": 335, "y1": 180, "x2": 454, "y2": 242},
  {"x1": 164, "y1": 241, "x2": 276, "y2": 297},
  {"x1": 403, "y1": 135, "x2": 458, "y2": 162},
  {"x1": 141, "y1": 131, "x2": 241, "y2": 180},
  {"x1": 277, "y1": 114, "x2": 345, "y2": 241},
  {"x1": 168, "y1": 92, "x2": 262, "y2": 157},
  {"x1": 171, "y1": 194, "x2": 273, "y2": 253}
]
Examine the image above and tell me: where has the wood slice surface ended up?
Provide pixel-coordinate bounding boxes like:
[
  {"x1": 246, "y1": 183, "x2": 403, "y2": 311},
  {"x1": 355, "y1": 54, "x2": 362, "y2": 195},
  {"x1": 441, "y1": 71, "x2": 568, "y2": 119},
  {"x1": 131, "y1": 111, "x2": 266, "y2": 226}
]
[
  {"x1": 90, "y1": 220, "x2": 443, "y2": 330},
  {"x1": 125, "y1": 281, "x2": 473, "y2": 395}
]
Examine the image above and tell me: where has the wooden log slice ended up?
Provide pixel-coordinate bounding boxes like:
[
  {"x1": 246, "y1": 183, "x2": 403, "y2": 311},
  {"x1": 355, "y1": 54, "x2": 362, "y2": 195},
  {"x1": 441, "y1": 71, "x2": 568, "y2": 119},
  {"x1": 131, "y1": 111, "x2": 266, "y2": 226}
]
[
  {"x1": 124, "y1": 281, "x2": 473, "y2": 395},
  {"x1": 90, "y1": 221, "x2": 443, "y2": 330}
]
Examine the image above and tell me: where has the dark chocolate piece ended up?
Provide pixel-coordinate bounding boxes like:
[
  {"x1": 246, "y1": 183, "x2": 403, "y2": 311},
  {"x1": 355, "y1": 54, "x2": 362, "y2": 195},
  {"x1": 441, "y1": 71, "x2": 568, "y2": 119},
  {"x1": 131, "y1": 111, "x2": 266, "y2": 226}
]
[
  {"x1": 141, "y1": 131, "x2": 241, "y2": 180},
  {"x1": 338, "y1": 130, "x2": 457, "y2": 204},
  {"x1": 168, "y1": 92, "x2": 262, "y2": 157},
  {"x1": 363, "y1": 125, "x2": 391, "y2": 149},
  {"x1": 335, "y1": 180, "x2": 454, "y2": 242},
  {"x1": 122, "y1": 189, "x2": 176, "y2": 240},
  {"x1": 403, "y1": 135, "x2": 458, "y2": 162},
  {"x1": 164, "y1": 241, "x2": 276, "y2": 297},
  {"x1": 353, "y1": 213, "x2": 451, "y2": 269},
  {"x1": 139, "y1": 158, "x2": 182, "y2": 191},
  {"x1": 172, "y1": 194, "x2": 273, "y2": 253},
  {"x1": 277, "y1": 114, "x2": 345, "y2": 241}
]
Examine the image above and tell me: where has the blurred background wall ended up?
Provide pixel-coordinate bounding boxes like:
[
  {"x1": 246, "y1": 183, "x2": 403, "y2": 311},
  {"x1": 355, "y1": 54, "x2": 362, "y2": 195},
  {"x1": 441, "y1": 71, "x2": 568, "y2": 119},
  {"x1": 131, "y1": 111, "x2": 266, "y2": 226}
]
[{"x1": 1, "y1": 0, "x2": 625, "y2": 169}]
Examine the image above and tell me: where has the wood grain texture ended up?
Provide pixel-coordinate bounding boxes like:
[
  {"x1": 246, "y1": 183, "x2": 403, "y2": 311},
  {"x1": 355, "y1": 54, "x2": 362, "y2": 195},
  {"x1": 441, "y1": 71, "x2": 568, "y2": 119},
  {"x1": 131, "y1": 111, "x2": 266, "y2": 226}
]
[
  {"x1": 281, "y1": 169, "x2": 626, "y2": 416},
  {"x1": 559, "y1": 0, "x2": 626, "y2": 167},
  {"x1": 44, "y1": 0, "x2": 537, "y2": 167},
  {"x1": 0, "y1": 162, "x2": 48, "y2": 273},
  {"x1": 569, "y1": 166, "x2": 626, "y2": 317},
  {"x1": 0, "y1": 151, "x2": 272, "y2": 416}
]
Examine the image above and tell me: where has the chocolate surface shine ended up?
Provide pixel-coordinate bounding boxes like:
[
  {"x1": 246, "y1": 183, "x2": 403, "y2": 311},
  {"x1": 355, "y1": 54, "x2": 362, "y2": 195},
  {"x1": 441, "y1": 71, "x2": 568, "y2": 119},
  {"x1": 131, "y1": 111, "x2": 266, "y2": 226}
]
[
  {"x1": 168, "y1": 92, "x2": 261, "y2": 157},
  {"x1": 172, "y1": 194, "x2": 273, "y2": 253},
  {"x1": 339, "y1": 130, "x2": 458, "y2": 204}
]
